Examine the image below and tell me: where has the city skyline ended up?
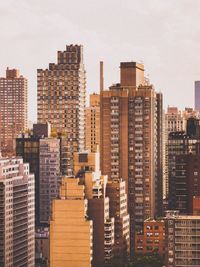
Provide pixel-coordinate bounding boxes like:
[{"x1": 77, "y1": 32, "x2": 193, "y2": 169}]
[
  {"x1": 1, "y1": 0, "x2": 200, "y2": 121},
  {"x1": 1, "y1": 2, "x2": 200, "y2": 266}
]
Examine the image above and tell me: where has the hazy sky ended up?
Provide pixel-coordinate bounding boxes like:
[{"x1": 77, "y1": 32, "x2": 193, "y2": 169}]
[{"x1": 0, "y1": 0, "x2": 200, "y2": 121}]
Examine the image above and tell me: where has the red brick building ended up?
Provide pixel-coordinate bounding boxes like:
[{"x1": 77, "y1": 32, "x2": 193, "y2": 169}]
[{"x1": 135, "y1": 218, "x2": 165, "y2": 256}]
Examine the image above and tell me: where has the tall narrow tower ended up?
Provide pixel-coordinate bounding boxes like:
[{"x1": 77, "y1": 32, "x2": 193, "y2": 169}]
[
  {"x1": 0, "y1": 157, "x2": 35, "y2": 266},
  {"x1": 37, "y1": 44, "x2": 86, "y2": 175},
  {"x1": 0, "y1": 68, "x2": 28, "y2": 156},
  {"x1": 100, "y1": 62, "x2": 163, "y2": 253},
  {"x1": 85, "y1": 93, "x2": 100, "y2": 152}
]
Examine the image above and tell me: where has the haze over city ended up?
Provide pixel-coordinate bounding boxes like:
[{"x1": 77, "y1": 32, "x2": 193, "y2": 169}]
[
  {"x1": 1, "y1": 0, "x2": 200, "y2": 121},
  {"x1": 2, "y1": 1, "x2": 200, "y2": 267}
]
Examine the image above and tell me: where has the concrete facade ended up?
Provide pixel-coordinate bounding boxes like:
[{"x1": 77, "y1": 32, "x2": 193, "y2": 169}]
[
  {"x1": 165, "y1": 212, "x2": 200, "y2": 267},
  {"x1": 106, "y1": 180, "x2": 130, "y2": 259},
  {"x1": 0, "y1": 157, "x2": 35, "y2": 267}
]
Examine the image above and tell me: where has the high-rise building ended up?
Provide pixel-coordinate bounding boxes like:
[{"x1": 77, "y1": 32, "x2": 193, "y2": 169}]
[
  {"x1": 39, "y1": 138, "x2": 61, "y2": 225},
  {"x1": 100, "y1": 62, "x2": 163, "y2": 252},
  {"x1": 164, "y1": 107, "x2": 186, "y2": 199},
  {"x1": 16, "y1": 122, "x2": 51, "y2": 226},
  {"x1": 165, "y1": 107, "x2": 200, "y2": 135},
  {"x1": 50, "y1": 177, "x2": 93, "y2": 267},
  {"x1": 35, "y1": 227, "x2": 49, "y2": 267},
  {"x1": 16, "y1": 133, "x2": 40, "y2": 225},
  {"x1": 165, "y1": 107, "x2": 186, "y2": 133},
  {"x1": 164, "y1": 107, "x2": 200, "y2": 198},
  {"x1": 0, "y1": 157, "x2": 35, "y2": 266},
  {"x1": 16, "y1": 123, "x2": 70, "y2": 226},
  {"x1": 85, "y1": 93, "x2": 100, "y2": 152},
  {"x1": 73, "y1": 151, "x2": 116, "y2": 266},
  {"x1": 195, "y1": 81, "x2": 200, "y2": 111},
  {"x1": 106, "y1": 180, "x2": 130, "y2": 259},
  {"x1": 183, "y1": 107, "x2": 200, "y2": 120},
  {"x1": 37, "y1": 44, "x2": 86, "y2": 175},
  {"x1": 0, "y1": 68, "x2": 28, "y2": 155},
  {"x1": 74, "y1": 150, "x2": 130, "y2": 262},
  {"x1": 165, "y1": 211, "x2": 200, "y2": 267},
  {"x1": 169, "y1": 153, "x2": 200, "y2": 214},
  {"x1": 168, "y1": 118, "x2": 200, "y2": 213}
]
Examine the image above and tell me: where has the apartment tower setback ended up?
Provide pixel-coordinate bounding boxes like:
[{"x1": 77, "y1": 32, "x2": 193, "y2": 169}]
[{"x1": 37, "y1": 44, "x2": 86, "y2": 175}]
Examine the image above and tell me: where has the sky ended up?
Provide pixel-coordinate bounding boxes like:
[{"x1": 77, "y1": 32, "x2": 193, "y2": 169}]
[{"x1": 0, "y1": 0, "x2": 200, "y2": 121}]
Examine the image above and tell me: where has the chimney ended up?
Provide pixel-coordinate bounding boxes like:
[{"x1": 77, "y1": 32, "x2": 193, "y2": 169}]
[{"x1": 100, "y1": 61, "x2": 104, "y2": 92}]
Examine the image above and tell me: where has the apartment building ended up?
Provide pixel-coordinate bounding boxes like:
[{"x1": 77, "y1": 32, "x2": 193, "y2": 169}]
[
  {"x1": 170, "y1": 153, "x2": 200, "y2": 214},
  {"x1": 16, "y1": 131, "x2": 41, "y2": 226},
  {"x1": 168, "y1": 118, "x2": 200, "y2": 213},
  {"x1": 0, "y1": 68, "x2": 27, "y2": 155},
  {"x1": 50, "y1": 178, "x2": 93, "y2": 267},
  {"x1": 100, "y1": 62, "x2": 163, "y2": 252},
  {"x1": 106, "y1": 179, "x2": 130, "y2": 259},
  {"x1": 39, "y1": 138, "x2": 61, "y2": 225},
  {"x1": 85, "y1": 93, "x2": 100, "y2": 152},
  {"x1": 74, "y1": 151, "x2": 115, "y2": 266},
  {"x1": 164, "y1": 107, "x2": 200, "y2": 197},
  {"x1": 0, "y1": 157, "x2": 35, "y2": 266},
  {"x1": 135, "y1": 218, "x2": 165, "y2": 256},
  {"x1": 165, "y1": 211, "x2": 200, "y2": 267},
  {"x1": 37, "y1": 44, "x2": 86, "y2": 175}
]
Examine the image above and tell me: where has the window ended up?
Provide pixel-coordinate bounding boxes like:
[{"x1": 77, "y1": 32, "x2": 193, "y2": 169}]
[{"x1": 79, "y1": 153, "x2": 88, "y2": 163}]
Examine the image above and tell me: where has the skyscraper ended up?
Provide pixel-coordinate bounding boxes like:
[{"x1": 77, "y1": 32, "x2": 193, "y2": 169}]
[
  {"x1": 85, "y1": 93, "x2": 100, "y2": 152},
  {"x1": 100, "y1": 62, "x2": 163, "y2": 253},
  {"x1": 168, "y1": 118, "x2": 200, "y2": 214},
  {"x1": 164, "y1": 107, "x2": 200, "y2": 198},
  {"x1": 170, "y1": 153, "x2": 200, "y2": 214},
  {"x1": 16, "y1": 132, "x2": 40, "y2": 225},
  {"x1": 195, "y1": 81, "x2": 200, "y2": 111},
  {"x1": 0, "y1": 68, "x2": 28, "y2": 155},
  {"x1": 16, "y1": 122, "x2": 51, "y2": 226},
  {"x1": 0, "y1": 157, "x2": 35, "y2": 266},
  {"x1": 39, "y1": 138, "x2": 61, "y2": 225},
  {"x1": 37, "y1": 44, "x2": 86, "y2": 175}
]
